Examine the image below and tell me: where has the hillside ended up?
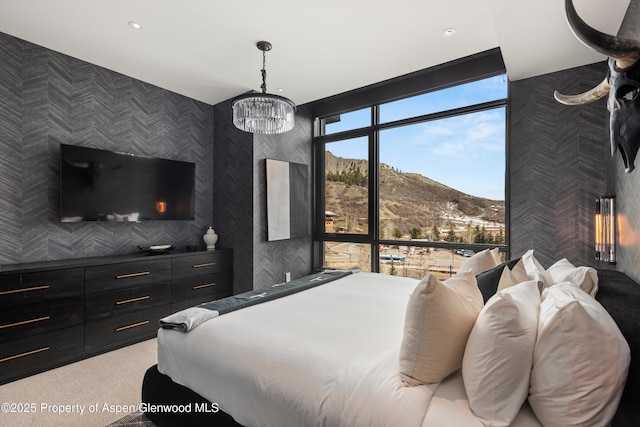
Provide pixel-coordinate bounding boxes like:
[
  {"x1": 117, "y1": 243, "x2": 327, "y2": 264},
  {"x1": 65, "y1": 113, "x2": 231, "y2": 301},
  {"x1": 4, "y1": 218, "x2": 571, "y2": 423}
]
[{"x1": 325, "y1": 151, "x2": 505, "y2": 241}]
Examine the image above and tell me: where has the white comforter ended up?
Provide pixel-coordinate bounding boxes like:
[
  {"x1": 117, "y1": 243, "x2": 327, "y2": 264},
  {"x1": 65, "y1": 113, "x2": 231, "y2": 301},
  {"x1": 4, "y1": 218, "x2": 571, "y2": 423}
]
[{"x1": 157, "y1": 272, "x2": 541, "y2": 427}]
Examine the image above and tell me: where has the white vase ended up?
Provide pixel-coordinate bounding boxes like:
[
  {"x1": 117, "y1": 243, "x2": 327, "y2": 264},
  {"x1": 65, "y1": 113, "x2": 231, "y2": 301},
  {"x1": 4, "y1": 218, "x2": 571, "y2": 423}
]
[{"x1": 203, "y1": 226, "x2": 218, "y2": 250}]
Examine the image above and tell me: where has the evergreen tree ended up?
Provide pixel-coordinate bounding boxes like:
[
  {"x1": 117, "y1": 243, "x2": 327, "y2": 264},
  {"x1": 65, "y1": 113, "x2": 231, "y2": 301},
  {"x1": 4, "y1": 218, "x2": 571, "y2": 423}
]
[
  {"x1": 431, "y1": 225, "x2": 440, "y2": 241},
  {"x1": 410, "y1": 227, "x2": 422, "y2": 239},
  {"x1": 446, "y1": 222, "x2": 456, "y2": 242},
  {"x1": 393, "y1": 227, "x2": 403, "y2": 240}
]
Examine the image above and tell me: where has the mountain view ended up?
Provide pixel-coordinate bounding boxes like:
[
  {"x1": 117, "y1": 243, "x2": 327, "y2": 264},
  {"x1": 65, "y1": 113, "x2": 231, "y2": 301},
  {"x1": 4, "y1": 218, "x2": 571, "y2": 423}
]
[{"x1": 325, "y1": 151, "x2": 505, "y2": 244}]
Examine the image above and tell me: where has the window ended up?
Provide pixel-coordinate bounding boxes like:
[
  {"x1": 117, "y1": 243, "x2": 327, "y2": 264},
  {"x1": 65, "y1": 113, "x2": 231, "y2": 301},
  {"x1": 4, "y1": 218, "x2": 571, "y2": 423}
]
[
  {"x1": 324, "y1": 242, "x2": 372, "y2": 272},
  {"x1": 323, "y1": 107, "x2": 371, "y2": 135},
  {"x1": 314, "y1": 50, "x2": 508, "y2": 279},
  {"x1": 324, "y1": 136, "x2": 369, "y2": 235},
  {"x1": 378, "y1": 107, "x2": 506, "y2": 244}
]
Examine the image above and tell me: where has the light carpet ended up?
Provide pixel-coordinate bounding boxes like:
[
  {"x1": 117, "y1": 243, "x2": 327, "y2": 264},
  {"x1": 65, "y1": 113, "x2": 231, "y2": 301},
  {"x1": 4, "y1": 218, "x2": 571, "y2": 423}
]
[{"x1": 0, "y1": 338, "x2": 157, "y2": 427}]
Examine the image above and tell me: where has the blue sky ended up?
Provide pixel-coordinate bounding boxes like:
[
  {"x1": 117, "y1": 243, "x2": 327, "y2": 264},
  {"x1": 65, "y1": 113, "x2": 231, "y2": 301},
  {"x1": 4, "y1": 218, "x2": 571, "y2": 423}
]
[{"x1": 325, "y1": 75, "x2": 507, "y2": 200}]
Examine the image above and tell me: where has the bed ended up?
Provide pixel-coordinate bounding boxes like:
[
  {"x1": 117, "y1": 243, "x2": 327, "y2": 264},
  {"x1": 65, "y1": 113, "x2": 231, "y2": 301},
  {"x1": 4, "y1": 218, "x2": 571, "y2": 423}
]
[{"x1": 142, "y1": 255, "x2": 640, "y2": 427}]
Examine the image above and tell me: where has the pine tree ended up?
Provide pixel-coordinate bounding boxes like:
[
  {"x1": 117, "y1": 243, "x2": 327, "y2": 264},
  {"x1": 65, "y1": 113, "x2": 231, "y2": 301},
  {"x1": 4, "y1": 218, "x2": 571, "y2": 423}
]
[
  {"x1": 393, "y1": 227, "x2": 403, "y2": 240},
  {"x1": 410, "y1": 227, "x2": 422, "y2": 239}
]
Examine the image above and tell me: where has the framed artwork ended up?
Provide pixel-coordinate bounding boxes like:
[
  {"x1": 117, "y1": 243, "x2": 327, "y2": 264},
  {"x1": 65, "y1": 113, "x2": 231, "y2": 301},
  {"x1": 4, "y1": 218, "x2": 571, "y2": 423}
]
[{"x1": 266, "y1": 158, "x2": 309, "y2": 241}]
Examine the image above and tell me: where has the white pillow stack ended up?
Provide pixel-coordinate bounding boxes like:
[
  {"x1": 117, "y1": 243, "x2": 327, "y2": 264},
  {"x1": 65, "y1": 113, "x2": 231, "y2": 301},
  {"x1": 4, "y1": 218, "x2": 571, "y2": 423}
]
[
  {"x1": 457, "y1": 250, "x2": 628, "y2": 426},
  {"x1": 399, "y1": 249, "x2": 629, "y2": 426}
]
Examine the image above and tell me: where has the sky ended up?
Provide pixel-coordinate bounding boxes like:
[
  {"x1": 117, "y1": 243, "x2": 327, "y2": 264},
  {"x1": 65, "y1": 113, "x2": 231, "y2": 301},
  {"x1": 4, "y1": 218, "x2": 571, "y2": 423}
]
[{"x1": 325, "y1": 75, "x2": 507, "y2": 200}]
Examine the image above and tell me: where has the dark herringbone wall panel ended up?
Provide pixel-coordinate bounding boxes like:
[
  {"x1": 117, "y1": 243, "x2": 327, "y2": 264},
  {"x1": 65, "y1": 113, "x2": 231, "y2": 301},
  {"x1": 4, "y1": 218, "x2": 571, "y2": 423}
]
[
  {"x1": 0, "y1": 32, "x2": 214, "y2": 265},
  {"x1": 510, "y1": 62, "x2": 610, "y2": 268},
  {"x1": 213, "y1": 99, "x2": 314, "y2": 294},
  {"x1": 253, "y1": 105, "x2": 313, "y2": 289},
  {"x1": 616, "y1": 163, "x2": 640, "y2": 283},
  {"x1": 0, "y1": 35, "x2": 24, "y2": 263},
  {"x1": 615, "y1": 0, "x2": 640, "y2": 283},
  {"x1": 213, "y1": 99, "x2": 254, "y2": 294}
]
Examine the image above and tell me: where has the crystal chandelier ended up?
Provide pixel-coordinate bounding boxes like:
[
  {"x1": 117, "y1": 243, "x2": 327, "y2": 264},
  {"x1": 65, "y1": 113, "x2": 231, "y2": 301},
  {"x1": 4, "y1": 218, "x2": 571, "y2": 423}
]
[{"x1": 232, "y1": 41, "x2": 296, "y2": 134}]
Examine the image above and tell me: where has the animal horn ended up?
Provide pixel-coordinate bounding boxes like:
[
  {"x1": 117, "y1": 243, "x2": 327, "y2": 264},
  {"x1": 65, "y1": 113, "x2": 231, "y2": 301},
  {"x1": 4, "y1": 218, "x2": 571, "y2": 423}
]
[
  {"x1": 565, "y1": 0, "x2": 640, "y2": 69},
  {"x1": 554, "y1": 77, "x2": 610, "y2": 105}
]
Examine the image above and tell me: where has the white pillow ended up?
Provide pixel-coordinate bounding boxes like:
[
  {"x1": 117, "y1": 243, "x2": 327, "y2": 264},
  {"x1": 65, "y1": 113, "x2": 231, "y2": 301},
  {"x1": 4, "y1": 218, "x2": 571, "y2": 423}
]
[
  {"x1": 444, "y1": 269, "x2": 484, "y2": 312},
  {"x1": 509, "y1": 258, "x2": 529, "y2": 283},
  {"x1": 463, "y1": 280, "x2": 541, "y2": 426},
  {"x1": 490, "y1": 247, "x2": 502, "y2": 265},
  {"x1": 458, "y1": 248, "x2": 501, "y2": 276},
  {"x1": 508, "y1": 250, "x2": 551, "y2": 290},
  {"x1": 496, "y1": 264, "x2": 519, "y2": 292},
  {"x1": 546, "y1": 258, "x2": 599, "y2": 296},
  {"x1": 521, "y1": 249, "x2": 552, "y2": 288},
  {"x1": 529, "y1": 283, "x2": 630, "y2": 427},
  {"x1": 399, "y1": 273, "x2": 482, "y2": 385}
]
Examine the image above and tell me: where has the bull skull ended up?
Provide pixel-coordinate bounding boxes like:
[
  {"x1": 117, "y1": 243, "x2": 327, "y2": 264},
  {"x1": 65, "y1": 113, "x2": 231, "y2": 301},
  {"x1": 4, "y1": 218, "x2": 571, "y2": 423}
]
[{"x1": 554, "y1": 0, "x2": 640, "y2": 173}]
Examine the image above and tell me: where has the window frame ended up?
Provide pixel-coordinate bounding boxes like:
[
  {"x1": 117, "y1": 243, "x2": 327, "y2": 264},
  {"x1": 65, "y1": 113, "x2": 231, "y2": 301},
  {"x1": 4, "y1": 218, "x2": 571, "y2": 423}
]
[{"x1": 312, "y1": 49, "x2": 509, "y2": 273}]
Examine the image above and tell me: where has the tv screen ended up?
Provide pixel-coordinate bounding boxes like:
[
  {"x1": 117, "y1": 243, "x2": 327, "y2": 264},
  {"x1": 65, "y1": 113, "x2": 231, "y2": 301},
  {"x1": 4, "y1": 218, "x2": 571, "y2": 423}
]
[{"x1": 60, "y1": 144, "x2": 195, "y2": 222}]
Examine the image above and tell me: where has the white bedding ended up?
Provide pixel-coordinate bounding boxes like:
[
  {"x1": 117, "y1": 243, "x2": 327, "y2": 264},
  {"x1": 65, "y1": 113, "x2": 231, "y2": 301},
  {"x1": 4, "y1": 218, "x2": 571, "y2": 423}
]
[{"x1": 157, "y1": 272, "x2": 542, "y2": 427}]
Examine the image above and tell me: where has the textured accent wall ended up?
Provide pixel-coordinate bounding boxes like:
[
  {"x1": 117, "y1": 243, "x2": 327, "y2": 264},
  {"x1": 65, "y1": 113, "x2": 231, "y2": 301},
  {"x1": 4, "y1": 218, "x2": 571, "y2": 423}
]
[
  {"x1": 213, "y1": 99, "x2": 314, "y2": 293},
  {"x1": 615, "y1": 0, "x2": 640, "y2": 283},
  {"x1": 212, "y1": 99, "x2": 254, "y2": 294},
  {"x1": 0, "y1": 32, "x2": 214, "y2": 265},
  {"x1": 509, "y1": 62, "x2": 611, "y2": 268},
  {"x1": 253, "y1": 105, "x2": 313, "y2": 289}
]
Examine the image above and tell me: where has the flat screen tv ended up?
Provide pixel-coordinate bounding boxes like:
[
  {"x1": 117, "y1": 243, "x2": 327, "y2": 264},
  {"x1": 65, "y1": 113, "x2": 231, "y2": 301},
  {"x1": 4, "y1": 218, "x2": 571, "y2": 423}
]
[{"x1": 60, "y1": 144, "x2": 196, "y2": 222}]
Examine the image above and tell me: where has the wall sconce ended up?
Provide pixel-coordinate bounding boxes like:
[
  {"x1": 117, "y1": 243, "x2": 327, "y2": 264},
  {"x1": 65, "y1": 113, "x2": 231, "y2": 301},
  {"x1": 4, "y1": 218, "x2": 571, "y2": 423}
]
[{"x1": 595, "y1": 196, "x2": 616, "y2": 264}]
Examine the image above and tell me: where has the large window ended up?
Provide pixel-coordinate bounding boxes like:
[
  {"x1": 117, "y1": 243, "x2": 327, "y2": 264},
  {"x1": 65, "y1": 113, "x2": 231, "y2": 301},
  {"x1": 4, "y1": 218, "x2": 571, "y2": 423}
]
[{"x1": 314, "y1": 51, "x2": 508, "y2": 280}]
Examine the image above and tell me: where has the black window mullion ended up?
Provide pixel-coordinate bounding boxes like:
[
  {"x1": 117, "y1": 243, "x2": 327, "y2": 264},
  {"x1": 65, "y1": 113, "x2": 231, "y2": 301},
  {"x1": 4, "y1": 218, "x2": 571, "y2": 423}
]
[
  {"x1": 378, "y1": 98, "x2": 507, "y2": 131},
  {"x1": 313, "y1": 137, "x2": 326, "y2": 241},
  {"x1": 315, "y1": 127, "x2": 370, "y2": 145},
  {"x1": 370, "y1": 105, "x2": 380, "y2": 273}
]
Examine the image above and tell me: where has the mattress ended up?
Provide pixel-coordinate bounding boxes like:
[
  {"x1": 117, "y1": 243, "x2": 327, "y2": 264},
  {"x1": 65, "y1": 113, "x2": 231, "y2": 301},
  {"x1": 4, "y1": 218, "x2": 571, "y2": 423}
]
[{"x1": 157, "y1": 272, "x2": 541, "y2": 427}]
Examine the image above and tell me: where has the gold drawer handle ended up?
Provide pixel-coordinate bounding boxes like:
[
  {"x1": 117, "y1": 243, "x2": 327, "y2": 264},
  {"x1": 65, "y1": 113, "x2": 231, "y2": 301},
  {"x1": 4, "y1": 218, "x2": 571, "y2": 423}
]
[
  {"x1": 0, "y1": 346, "x2": 49, "y2": 364},
  {"x1": 192, "y1": 262, "x2": 216, "y2": 268},
  {"x1": 115, "y1": 296, "x2": 150, "y2": 305},
  {"x1": 192, "y1": 282, "x2": 216, "y2": 290},
  {"x1": 115, "y1": 320, "x2": 149, "y2": 332},
  {"x1": 0, "y1": 285, "x2": 50, "y2": 296},
  {"x1": 115, "y1": 271, "x2": 150, "y2": 279},
  {"x1": 0, "y1": 316, "x2": 50, "y2": 330}
]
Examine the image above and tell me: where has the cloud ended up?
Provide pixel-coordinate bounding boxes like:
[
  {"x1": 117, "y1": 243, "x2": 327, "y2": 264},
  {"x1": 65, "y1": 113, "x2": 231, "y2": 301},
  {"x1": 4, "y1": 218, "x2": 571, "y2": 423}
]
[{"x1": 416, "y1": 109, "x2": 505, "y2": 158}]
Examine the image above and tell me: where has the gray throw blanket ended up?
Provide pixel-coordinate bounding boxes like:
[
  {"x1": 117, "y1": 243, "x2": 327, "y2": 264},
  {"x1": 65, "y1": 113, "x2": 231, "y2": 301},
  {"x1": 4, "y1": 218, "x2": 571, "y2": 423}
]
[{"x1": 159, "y1": 269, "x2": 356, "y2": 332}]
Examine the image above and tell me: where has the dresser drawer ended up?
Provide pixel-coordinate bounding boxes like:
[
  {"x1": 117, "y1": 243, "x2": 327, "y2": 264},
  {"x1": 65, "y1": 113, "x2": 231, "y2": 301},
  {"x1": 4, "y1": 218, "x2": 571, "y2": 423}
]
[
  {"x1": 85, "y1": 259, "x2": 171, "y2": 294},
  {"x1": 171, "y1": 271, "x2": 231, "y2": 303},
  {"x1": 171, "y1": 251, "x2": 232, "y2": 280},
  {"x1": 0, "y1": 268, "x2": 83, "y2": 308},
  {"x1": 0, "y1": 325, "x2": 84, "y2": 383},
  {"x1": 85, "y1": 283, "x2": 171, "y2": 322},
  {"x1": 84, "y1": 304, "x2": 170, "y2": 351},
  {"x1": 0, "y1": 297, "x2": 83, "y2": 343}
]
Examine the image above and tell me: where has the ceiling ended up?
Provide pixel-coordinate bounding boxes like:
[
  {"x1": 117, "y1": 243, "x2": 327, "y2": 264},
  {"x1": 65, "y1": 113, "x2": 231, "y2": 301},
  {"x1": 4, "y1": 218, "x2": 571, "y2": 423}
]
[{"x1": 0, "y1": 0, "x2": 631, "y2": 106}]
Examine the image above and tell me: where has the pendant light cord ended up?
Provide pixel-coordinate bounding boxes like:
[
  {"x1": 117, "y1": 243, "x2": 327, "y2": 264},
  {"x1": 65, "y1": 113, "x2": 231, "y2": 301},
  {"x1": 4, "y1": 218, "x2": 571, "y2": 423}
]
[{"x1": 261, "y1": 49, "x2": 267, "y2": 94}]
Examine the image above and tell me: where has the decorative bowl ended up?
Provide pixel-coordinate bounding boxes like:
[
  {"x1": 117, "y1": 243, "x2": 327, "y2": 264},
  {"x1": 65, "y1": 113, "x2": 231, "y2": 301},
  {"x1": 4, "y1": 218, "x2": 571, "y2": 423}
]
[{"x1": 138, "y1": 244, "x2": 175, "y2": 255}]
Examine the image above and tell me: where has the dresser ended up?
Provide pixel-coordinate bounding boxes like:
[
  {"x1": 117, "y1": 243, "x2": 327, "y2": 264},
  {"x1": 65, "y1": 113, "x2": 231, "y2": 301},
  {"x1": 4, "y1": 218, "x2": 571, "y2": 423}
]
[{"x1": 0, "y1": 249, "x2": 233, "y2": 384}]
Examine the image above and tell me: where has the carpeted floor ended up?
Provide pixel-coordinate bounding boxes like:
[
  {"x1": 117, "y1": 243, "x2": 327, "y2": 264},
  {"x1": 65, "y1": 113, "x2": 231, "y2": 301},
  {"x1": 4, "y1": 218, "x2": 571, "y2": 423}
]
[{"x1": 0, "y1": 338, "x2": 158, "y2": 427}]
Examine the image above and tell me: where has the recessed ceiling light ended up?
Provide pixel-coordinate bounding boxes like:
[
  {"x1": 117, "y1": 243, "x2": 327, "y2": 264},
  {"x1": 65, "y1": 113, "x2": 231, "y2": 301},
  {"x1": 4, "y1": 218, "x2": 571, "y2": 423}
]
[
  {"x1": 277, "y1": 88, "x2": 285, "y2": 92},
  {"x1": 442, "y1": 28, "x2": 456, "y2": 38},
  {"x1": 128, "y1": 21, "x2": 143, "y2": 30}
]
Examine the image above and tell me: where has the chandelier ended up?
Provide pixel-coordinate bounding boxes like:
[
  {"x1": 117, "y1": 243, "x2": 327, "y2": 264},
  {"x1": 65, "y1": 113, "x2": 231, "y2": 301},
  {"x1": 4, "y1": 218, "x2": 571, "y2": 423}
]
[{"x1": 232, "y1": 41, "x2": 296, "y2": 134}]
